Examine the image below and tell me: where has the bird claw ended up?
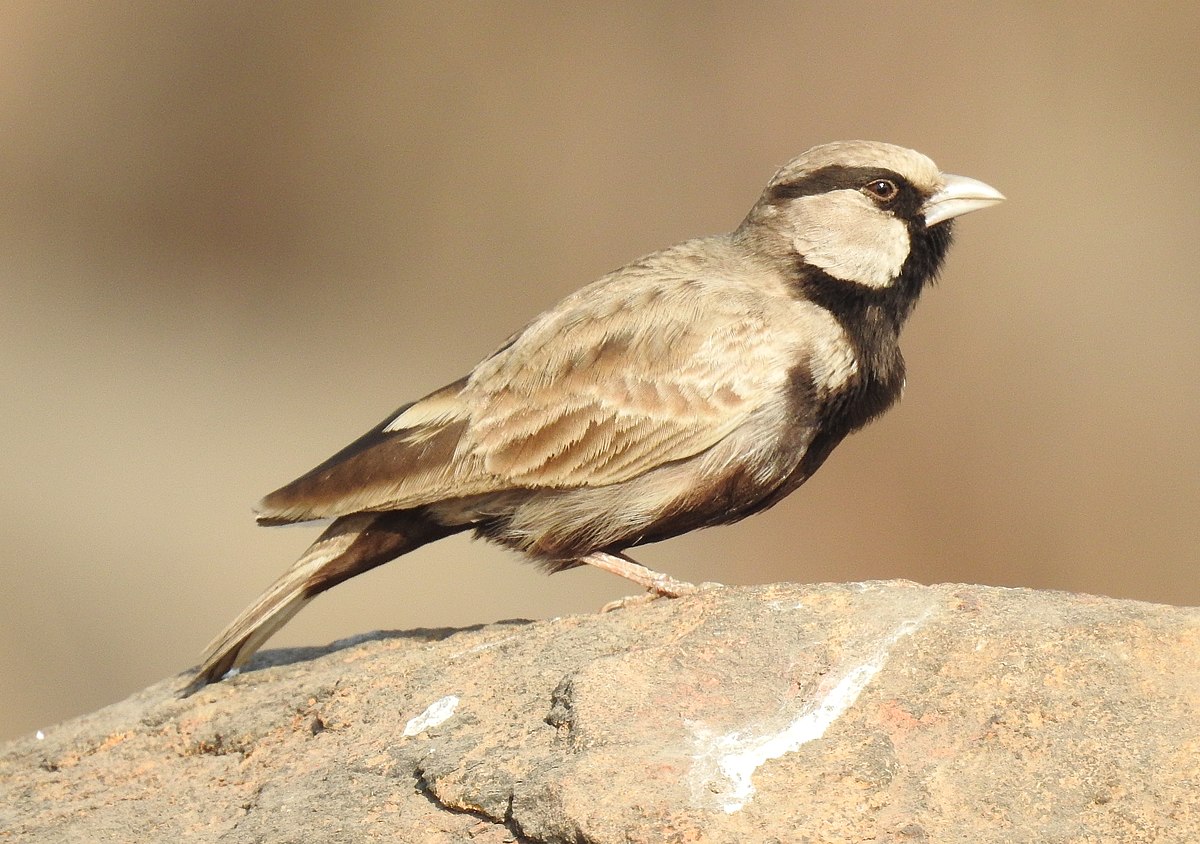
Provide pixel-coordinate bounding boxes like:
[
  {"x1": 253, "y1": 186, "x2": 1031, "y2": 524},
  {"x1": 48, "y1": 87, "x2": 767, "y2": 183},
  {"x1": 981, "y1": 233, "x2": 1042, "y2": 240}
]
[{"x1": 599, "y1": 577, "x2": 697, "y2": 613}]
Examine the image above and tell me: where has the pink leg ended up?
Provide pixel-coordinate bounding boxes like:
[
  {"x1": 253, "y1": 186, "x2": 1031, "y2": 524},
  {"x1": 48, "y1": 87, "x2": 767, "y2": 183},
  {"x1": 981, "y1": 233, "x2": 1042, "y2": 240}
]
[{"x1": 577, "y1": 551, "x2": 696, "y2": 598}]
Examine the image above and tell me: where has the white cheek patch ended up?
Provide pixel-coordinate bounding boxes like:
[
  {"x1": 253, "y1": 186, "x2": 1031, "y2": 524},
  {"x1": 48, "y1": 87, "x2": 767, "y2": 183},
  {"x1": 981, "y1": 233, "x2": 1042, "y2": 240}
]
[{"x1": 790, "y1": 192, "x2": 911, "y2": 288}]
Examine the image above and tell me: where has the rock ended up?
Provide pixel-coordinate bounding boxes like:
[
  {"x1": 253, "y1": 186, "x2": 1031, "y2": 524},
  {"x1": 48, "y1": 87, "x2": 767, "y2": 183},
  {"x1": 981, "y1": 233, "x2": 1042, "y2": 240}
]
[{"x1": 2, "y1": 581, "x2": 1198, "y2": 842}]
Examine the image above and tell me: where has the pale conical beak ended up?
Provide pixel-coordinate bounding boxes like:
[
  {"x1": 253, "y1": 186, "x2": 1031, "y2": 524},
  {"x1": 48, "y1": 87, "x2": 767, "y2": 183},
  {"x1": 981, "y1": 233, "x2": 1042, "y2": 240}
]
[{"x1": 923, "y1": 173, "x2": 1005, "y2": 227}]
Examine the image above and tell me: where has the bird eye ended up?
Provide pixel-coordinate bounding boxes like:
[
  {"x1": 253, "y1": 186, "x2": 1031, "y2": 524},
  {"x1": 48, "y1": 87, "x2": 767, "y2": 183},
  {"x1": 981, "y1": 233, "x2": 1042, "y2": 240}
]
[{"x1": 863, "y1": 179, "x2": 899, "y2": 201}]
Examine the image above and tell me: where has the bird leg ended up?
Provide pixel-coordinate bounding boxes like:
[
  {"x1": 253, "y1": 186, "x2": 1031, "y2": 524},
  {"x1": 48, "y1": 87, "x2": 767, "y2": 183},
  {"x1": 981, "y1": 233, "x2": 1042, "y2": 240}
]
[{"x1": 577, "y1": 551, "x2": 695, "y2": 611}]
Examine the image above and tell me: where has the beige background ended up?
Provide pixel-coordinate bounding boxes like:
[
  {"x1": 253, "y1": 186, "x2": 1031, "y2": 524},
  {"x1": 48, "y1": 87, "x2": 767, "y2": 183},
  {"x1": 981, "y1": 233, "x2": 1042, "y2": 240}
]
[{"x1": 2, "y1": 3, "x2": 1197, "y2": 742}]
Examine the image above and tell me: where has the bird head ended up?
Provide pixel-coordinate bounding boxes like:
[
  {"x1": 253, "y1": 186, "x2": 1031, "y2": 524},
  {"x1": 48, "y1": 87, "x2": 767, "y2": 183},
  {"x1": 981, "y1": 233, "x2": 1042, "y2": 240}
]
[{"x1": 739, "y1": 141, "x2": 1004, "y2": 298}]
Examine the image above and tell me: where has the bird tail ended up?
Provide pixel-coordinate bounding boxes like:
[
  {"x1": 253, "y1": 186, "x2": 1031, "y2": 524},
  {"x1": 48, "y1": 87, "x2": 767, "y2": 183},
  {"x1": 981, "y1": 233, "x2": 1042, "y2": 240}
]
[{"x1": 182, "y1": 510, "x2": 455, "y2": 696}]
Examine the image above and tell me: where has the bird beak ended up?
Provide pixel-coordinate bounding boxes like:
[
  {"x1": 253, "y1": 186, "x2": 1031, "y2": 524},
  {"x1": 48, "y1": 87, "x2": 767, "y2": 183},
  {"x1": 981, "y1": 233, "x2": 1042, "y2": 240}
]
[{"x1": 923, "y1": 174, "x2": 1005, "y2": 227}]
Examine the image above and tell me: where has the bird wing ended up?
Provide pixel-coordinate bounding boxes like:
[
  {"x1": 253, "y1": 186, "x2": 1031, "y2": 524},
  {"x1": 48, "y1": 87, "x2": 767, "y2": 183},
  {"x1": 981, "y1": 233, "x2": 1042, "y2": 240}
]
[
  {"x1": 256, "y1": 255, "x2": 805, "y2": 524},
  {"x1": 460, "y1": 277, "x2": 789, "y2": 486}
]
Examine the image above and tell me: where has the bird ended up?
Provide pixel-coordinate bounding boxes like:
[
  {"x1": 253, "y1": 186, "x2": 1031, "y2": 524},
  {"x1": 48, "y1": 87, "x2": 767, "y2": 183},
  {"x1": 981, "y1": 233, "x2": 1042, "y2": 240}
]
[{"x1": 185, "y1": 140, "x2": 1003, "y2": 693}]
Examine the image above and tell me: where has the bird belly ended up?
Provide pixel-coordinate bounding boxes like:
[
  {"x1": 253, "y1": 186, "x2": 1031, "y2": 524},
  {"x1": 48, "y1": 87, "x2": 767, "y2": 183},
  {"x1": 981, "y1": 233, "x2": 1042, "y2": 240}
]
[{"x1": 434, "y1": 407, "x2": 815, "y2": 566}]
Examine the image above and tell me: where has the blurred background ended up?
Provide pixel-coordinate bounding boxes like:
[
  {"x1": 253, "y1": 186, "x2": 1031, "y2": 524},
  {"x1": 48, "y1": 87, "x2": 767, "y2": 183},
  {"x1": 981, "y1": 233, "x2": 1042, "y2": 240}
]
[{"x1": 2, "y1": 2, "x2": 1197, "y2": 742}]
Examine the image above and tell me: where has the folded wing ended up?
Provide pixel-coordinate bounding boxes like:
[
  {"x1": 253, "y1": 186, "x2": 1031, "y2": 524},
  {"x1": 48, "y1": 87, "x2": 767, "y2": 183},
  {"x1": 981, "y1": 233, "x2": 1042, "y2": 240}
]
[{"x1": 256, "y1": 268, "x2": 797, "y2": 525}]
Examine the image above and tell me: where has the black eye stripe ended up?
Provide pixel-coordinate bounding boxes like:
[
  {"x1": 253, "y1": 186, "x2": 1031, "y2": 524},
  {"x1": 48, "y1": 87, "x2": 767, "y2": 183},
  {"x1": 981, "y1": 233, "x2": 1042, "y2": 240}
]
[
  {"x1": 767, "y1": 165, "x2": 908, "y2": 203},
  {"x1": 766, "y1": 164, "x2": 928, "y2": 220}
]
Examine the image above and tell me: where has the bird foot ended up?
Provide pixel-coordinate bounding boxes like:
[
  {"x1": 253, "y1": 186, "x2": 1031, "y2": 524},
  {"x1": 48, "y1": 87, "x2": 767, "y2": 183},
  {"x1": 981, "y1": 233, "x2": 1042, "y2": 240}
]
[
  {"x1": 577, "y1": 550, "x2": 697, "y2": 599},
  {"x1": 599, "y1": 577, "x2": 699, "y2": 613},
  {"x1": 600, "y1": 592, "x2": 663, "y2": 613}
]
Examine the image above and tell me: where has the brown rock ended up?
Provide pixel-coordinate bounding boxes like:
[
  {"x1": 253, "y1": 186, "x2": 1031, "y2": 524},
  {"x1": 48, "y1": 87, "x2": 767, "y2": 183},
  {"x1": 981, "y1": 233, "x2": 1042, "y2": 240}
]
[{"x1": 2, "y1": 581, "x2": 1198, "y2": 842}]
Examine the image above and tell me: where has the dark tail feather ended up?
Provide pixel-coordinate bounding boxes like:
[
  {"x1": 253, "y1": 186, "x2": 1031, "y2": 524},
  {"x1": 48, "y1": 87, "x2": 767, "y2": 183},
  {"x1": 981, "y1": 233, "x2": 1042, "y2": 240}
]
[{"x1": 182, "y1": 510, "x2": 455, "y2": 696}]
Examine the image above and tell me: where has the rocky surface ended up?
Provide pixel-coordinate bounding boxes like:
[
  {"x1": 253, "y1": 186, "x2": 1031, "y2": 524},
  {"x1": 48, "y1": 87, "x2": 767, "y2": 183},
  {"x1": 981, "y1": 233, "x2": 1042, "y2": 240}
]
[{"x1": 2, "y1": 581, "x2": 1198, "y2": 842}]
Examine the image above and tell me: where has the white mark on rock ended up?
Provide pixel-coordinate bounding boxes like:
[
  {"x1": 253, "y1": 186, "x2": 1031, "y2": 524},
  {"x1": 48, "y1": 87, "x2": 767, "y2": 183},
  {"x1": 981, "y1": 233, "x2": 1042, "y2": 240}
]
[
  {"x1": 35, "y1": 730, "x2": 45, "y2": 741},
  {"x1": 403, "y1": 695, "x2": 460, "y2": 737},
  {"x1": 691, "y1": 609, "x2": 933, "y2": 813}
]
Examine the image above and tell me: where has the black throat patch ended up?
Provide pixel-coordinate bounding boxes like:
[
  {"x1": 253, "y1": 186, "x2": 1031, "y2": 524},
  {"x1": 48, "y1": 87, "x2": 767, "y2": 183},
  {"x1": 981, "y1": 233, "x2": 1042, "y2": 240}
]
[{"x1": 790, "y1": 218, "x2": 955, "y2": 437}]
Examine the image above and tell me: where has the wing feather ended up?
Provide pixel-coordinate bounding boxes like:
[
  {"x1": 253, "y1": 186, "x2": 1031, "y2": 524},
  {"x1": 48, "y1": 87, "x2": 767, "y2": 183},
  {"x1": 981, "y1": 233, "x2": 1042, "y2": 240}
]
[{"x1": 460, "y1": 266, "x2": 795, "y2": 488}]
